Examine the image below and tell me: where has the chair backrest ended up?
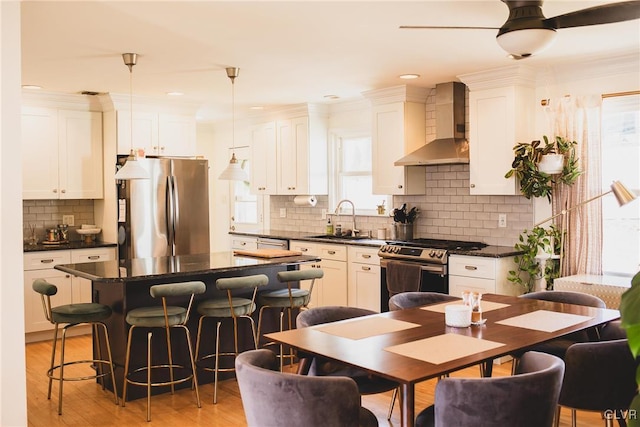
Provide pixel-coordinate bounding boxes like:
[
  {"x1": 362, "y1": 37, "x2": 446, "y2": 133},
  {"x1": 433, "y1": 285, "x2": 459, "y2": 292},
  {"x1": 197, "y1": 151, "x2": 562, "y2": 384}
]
[
  {"x1": 277, "y1": 268, "x2": 323, "y2": 300},
  {"x1": 216, "y1": 274, "x2": 269, "y2": 317},
  {"x1": 431, "y1": 351, "x2": 564, "y2": 427},
  {"x1": 235, "y1": 349, "x2": 367, "y2": 427},
  {"x1": 150, "y1": 281, "x2": 206, "y2": 326},
  {"x1": 520, "y1": 290, "x2": 606, "y2": 308},
  {"x1": 389, "y1": 291, "x2": 458, "y2": 311},
  {"x1": 32, "y1": 278, "x2": 57, "y2": 324},
  {"x1": 296, "y1": 305, "x2": 376, "y2": 328},
  {"x1": 559, "y1": 338, "x2": 638, "y2": 412}
]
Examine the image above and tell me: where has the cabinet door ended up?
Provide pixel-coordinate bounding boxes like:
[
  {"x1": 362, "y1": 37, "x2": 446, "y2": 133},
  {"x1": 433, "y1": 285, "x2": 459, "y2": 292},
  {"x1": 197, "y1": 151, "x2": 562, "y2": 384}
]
[
  {"x1": 21, "y1": 107, "x2": 59, "y2": 199},
  {"x1": 318, "y1": 259, "x2": 348, "y2": 306},
  {"x1": 348, "y1": 262, "x2": 381, "y2": 312},
  {"x1": 158, "y1": 113, "x2": 196, "y2": 157},
  {"x1": 58, "y1": 110, "x2": 103, "y2": 199},
  {"x1": 24, "y1": 269, "x2": 72, "y2": 333},
  {"x1": 250, "y1": 122, "x2": 277, "y2": 194},
  {"x1": 277, "y1": 116, "x2": 310, "y2": 195},
  {"x1": 117, "y1": 111, "x2": 159, "y2": 156}
]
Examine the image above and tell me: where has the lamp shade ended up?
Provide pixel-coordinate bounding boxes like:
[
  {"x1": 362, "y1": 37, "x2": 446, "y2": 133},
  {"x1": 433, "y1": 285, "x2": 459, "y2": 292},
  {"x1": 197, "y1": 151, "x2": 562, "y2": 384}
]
[
  {"x1": 496, "y1": 28, "x2": 557, "y2": 57},
  {"x1": 611, "y1": 180, "x2": 637, "y2": 206},
  {"x1": 115, "y1": 152, "x2": 149, "y2": 180},
  {"x1": 218, "y1": 153, "x2": 248, "y2": 181}
]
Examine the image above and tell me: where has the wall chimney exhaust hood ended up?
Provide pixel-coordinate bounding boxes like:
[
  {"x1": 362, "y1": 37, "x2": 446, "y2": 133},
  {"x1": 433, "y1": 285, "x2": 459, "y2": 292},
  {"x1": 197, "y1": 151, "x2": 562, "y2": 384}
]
[{"x1": 395, "y1": 81, "x2": 468, "y2": 166}]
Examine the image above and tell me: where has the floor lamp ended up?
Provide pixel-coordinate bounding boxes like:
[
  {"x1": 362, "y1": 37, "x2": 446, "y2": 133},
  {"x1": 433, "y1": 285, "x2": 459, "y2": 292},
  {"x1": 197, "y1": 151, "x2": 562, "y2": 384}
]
[{"x1": 533, "y1": 180, "x2": 637, "y2": 274}]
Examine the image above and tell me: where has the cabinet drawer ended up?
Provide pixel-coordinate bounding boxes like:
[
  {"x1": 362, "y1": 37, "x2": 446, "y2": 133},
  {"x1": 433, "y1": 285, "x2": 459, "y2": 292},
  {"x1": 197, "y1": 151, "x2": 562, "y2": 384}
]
[
  {"x1": 290, "y1": 241, "x2": 321, "y2": 257},
  {"x1": 24, "y1": 251, "x2": 71, "y2": 271},
  {"x1": 319, "y1": 244, "x2": 347, "y2": 262},
  {"x1": 231, "y1": 237, "x2": 258, "y2": 251},
  {"x1": 71, "y1": 247, "x2": 116, "y2": 263},
  {"x1": 449, "y1": 276, "x2": 495, "y2": 297},
  {"x1": 348, "y1": 246, "x2": 380, "y2": 266},
  {"x1": 449, "y1": 255, "x2": 496, "y2": 280}
]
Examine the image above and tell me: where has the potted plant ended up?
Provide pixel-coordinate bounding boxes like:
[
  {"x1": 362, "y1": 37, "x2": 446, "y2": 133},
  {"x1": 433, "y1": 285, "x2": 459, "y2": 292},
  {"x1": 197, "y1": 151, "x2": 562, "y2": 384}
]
[
  {"x1": 504, "y1": 135, "x2": 582, "y2": 202},
  {"x1": 507, "y1": 225, "x2": 562, "y2": 293},
  {"x1": 619, "y1": 271, "x2": 640, "y2": 426}
]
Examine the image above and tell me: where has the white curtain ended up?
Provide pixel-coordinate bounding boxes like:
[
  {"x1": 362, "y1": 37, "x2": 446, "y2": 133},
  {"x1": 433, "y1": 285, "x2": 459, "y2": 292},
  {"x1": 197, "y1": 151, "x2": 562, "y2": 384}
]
[{"x1": 548, "y1": 95, "x2": 603, "y2": 276}]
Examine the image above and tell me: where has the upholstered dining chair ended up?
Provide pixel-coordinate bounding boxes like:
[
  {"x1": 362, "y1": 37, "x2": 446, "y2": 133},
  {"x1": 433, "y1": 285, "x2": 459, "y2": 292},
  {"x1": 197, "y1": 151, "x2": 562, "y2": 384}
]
[
  {"x1": 235, "y1": 349, "x2": 378, "y2": 427},
  {"x1": 555, "y1": 338, "x2": 638, "y2": 427},
  {"x1": 512, "y1": 290, "x2": 606, "y2": 373},
  {"x1": 415, "y1": 351, "x2": 565, "y2": 427},
  {"x1": 388, "y1": 291, "x2": 458, "y2": 311},
  {"x1": 296, "y1": 306, "x2": 400, "y2": 420}
]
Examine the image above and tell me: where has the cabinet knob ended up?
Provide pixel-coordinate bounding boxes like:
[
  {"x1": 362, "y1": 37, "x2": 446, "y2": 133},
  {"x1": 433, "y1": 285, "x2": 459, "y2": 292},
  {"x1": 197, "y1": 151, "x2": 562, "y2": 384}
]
[
  {"x1": 470, "y1": 184, "x2": 476, "y2": 188},
  {"x1": 397, "y1": 185, "x2": 403, "y2": 189},
  {"x1": 362, "y1": 266, "x2": 371, "y2": 271},
  {"x1": 53, "y1": 189, "x2": 58, "y2": 193},
  {"x1": 300, "y1": 248, "x2": 308, "y2": 252},
  {"x1": 362, "y1": 254, "x2": 371, "y2": 259},
  {"x1": 61, "y1": 189, "x2": 66, "y2": 193},
  {"x1": 328, "y1": 250, "x2": 336, "y2": 255}
]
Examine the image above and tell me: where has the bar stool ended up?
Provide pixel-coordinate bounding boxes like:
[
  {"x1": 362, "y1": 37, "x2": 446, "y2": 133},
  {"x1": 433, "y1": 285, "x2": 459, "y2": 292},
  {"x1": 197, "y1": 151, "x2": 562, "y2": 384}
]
[
  {"x1": 121, "y1": 281, "x2": 205, "y2": 421},
  {"x1": 256, "y1": 268, "x2": 323, "y2": 371},
  {"x1": 194, "y1": 274, "x2": 268, "y2": 403},
  {"x1": 32, "y1": 278, "x2": 118, "y2": 415}
]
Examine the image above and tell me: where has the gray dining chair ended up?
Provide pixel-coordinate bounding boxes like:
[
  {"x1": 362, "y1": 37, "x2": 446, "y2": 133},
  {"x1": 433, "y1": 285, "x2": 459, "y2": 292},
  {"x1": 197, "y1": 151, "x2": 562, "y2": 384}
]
[
  {"x1": 512, "y1": 290, "x2": 606, "y2": 373},
  {"x1": 235, "y1": 349, "x2": 378, "y2": 427},
  {"x1": 555, "y1": 338, "x2": 638, "y2": 427},
  {"x1": 296, "y1": 306, "x2": 400, "y2": 420},
  {"x1": 388, "y1": 291, "x2": 458, "y2": 311},
  {"x1": 415, "y1": 351, "x2": 565, "y2": 427}
]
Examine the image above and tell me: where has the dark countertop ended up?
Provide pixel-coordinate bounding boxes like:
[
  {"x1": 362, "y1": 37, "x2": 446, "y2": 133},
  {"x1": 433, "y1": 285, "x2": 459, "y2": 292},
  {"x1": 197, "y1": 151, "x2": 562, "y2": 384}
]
[
  {"x1": 24, "y1": 240, "x2": 118, "y2": 253},
  {"x1": 54, "y1": 251, "x2": 320, "y2": 283},
  {"x1": 230, "y1": 230, "x2": 521, "y2": 258}
]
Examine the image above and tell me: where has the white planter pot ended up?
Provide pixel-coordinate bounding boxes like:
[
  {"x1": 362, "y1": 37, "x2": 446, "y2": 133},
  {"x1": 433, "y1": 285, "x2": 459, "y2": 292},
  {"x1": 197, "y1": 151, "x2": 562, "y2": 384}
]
[{"x1": 538, "y1": 154, "x2": 564, "y2": 174}]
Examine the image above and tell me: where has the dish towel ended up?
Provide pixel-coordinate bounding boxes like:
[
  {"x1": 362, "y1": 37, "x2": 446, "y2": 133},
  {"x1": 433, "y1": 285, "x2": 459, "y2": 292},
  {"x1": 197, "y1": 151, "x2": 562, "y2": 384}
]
[{"x1": 386, "y1": 261, "x2": 422, "y2": 297}]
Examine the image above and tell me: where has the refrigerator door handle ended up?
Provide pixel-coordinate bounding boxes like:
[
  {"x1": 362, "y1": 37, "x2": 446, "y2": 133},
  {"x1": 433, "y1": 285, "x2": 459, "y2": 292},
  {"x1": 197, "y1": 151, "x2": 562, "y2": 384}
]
[
  {"x1": 166, "y1": 175, "x2": 176, "y2": 253},
  {"x1": 171, "y1": 175, "x2": 180, "y2": 251}
]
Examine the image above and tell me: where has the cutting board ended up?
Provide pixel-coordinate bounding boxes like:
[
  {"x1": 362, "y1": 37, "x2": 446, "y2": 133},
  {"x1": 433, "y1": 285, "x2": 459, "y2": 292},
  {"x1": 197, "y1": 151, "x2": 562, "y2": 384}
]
[{"x1": 233, "y1": 248, "x2": 303, "y2": 258}]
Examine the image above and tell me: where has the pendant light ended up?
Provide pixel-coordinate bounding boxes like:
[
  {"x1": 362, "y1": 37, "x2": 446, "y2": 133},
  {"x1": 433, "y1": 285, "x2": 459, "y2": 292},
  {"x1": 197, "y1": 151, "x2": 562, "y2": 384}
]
[
  {"x1": 218, "y1": 67, "x2": 248, "y2": 181},
  {"x1": 115, "y1": 52, "x2": 149, "y2": 180}
]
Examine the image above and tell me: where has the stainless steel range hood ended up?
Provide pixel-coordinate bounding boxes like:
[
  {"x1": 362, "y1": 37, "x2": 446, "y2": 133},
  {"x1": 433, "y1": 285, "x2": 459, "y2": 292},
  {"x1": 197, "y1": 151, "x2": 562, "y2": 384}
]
[{"x1": 395, "y1": 81, "x2": 469, "y2": 166}]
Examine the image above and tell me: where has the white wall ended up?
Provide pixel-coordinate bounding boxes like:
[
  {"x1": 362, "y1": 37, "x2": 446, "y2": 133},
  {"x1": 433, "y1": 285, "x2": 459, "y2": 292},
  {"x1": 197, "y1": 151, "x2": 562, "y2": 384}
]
[{"x1": 1, "y1": 1, "x2": 28, "y2": 425}]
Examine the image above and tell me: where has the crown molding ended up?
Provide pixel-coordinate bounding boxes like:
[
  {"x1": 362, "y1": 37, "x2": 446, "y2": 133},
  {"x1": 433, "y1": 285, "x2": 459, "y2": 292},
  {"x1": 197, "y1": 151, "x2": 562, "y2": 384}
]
[
  {"x1": 361, "y1": 84, "x2": 430, "y2": 105},
  {"x1": 21, "y1": 90, "x2": 102, "y2": 111},
  {"x1": 458, "y1": 65, "x2": 537, "y2": 91}
]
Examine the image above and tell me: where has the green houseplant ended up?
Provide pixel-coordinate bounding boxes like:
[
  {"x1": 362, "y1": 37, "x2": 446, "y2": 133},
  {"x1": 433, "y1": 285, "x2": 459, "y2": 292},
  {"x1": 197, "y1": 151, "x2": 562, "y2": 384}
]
[
  {"x1": 619, "y1": 271, "x2": 640, "y2": 426},
  {"x1": 504, "y1": 135, "x2": 582, "y2": 202},
  {"x1": 507, "y1": 225, "x2": 562, "y2": 293}
]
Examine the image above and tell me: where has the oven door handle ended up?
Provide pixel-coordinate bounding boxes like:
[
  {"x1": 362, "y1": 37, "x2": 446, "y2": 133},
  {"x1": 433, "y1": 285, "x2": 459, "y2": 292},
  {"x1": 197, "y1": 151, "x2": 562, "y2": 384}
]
[{"x1": 380, "y1": 259, "x2": 446, "y2": 275}]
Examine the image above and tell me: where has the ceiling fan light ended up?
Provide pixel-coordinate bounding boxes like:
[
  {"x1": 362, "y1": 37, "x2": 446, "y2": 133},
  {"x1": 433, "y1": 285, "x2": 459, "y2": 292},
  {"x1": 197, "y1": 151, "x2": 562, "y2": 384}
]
[{"x1": 496, "y1": 28, "x2": 557, "y2": 57}]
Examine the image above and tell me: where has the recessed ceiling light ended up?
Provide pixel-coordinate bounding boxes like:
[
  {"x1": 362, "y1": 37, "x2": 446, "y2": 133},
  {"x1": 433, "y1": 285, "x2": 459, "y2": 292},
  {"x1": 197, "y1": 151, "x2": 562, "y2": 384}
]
[
  {"x1": 22, "y1": 85, "x2": 42, "y2": 90},
  {"x1": 167, "y1": 91, "x2": 183, "y2": 96},
  {"x1": 249, "y1": 106, "x2": 264, "y2": 110},
  {"x1": 323, "y1": 95, "x2": 340, "y2": 100},
  {"x1": 399, "y1": 74, "x2": 420, "y2": 80}
]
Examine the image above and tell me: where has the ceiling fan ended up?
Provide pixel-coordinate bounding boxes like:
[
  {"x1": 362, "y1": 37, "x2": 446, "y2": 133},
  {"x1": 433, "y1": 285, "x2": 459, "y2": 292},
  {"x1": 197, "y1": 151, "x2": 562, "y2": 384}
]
[{"x1": 401, "y1": 0, "x2": 640, "y2": 59}]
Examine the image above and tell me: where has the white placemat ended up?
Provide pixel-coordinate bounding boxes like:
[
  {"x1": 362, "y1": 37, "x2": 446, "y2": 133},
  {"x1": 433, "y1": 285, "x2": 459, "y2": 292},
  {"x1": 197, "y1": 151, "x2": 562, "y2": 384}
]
[
  {"x1": 384, "y1": 333, "x2": 505, "y2": 365},
  {"x1": 495, "y1": 310, "x2": 594, "y2": 332},
  {"x1": 314, "y1": 317, "x2": 421, "y2": 340},
  {"x1": 422, "y1": 300, "x2": 510, "y2": 313}
]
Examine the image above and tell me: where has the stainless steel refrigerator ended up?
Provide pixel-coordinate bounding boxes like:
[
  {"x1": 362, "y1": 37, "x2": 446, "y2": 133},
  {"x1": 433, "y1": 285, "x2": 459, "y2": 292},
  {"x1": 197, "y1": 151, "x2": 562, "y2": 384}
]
[{"x1": 117, "y1": 157, "x2": 210, "y2": 260}]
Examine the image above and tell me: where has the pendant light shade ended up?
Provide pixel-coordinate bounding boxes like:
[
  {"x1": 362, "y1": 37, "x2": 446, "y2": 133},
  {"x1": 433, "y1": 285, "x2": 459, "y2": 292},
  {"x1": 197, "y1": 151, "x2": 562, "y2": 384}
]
[
  {"x1": 611, "y1": 180, "x2": 637, "y2": 206},
  {"x1": 219, "y1": 67, "x2": 248, "y2": 181},
  {"x1": 115, "y1": 53, "x2": 149, "y2": 180}
]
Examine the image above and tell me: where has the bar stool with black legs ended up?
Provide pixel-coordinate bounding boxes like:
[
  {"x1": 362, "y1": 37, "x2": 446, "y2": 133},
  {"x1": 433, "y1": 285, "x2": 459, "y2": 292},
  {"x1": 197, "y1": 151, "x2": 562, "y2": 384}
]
[
  {"x1": 256, "y1": 268, "x2": 323, "y2": 371},
  {"x1": 32, "y1": 278, "x2": 119, "y2": 415},
  {"x1": 121, "y1": 281, "x2": 205, "y2": 422},
  {"x1": 194, "y1": 274, "x2": 268, "y2": 403}
]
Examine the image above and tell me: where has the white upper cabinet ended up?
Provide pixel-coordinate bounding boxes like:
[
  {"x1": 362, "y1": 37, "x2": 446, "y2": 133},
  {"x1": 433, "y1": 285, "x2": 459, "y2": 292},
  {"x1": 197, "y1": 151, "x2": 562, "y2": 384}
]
[
  {"x1": 250, "y1": 104, "x2": 328, "y2": 195},
  {"x1": 459, "y1": 66, "x2": 536, "y2": 195},
  {"x1": 363, "y1": 85, "x2": 428, "y2": 195},
  {"x1": 22, "y1": 106, "x2": 103, "y2": 200},
  {"x1": 116, "y1": 111, "x2": 158, "y2": 156},
  {"x1": 157, "y1": 113, "x2": 197, "y2": 156}
]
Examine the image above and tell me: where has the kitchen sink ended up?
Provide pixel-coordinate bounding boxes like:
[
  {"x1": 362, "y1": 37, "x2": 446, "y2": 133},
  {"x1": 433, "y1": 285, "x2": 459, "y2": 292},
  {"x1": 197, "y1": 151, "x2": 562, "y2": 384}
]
[{"x1": 308, "y1": 234, "x2": 370, "y2": 240}]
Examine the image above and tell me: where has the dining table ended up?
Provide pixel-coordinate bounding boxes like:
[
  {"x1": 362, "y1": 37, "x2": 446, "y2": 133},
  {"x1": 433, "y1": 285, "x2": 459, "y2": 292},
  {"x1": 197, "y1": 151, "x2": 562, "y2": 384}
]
[{"x1": 265, "y1": 293, "x2": 621, "y2": 427}]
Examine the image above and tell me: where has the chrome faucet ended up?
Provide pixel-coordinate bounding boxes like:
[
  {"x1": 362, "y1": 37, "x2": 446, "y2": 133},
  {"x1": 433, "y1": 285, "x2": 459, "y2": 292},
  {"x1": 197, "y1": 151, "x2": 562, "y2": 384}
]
[{"x1": 335, "y1": 199, "x2": 359, "y2": 236}]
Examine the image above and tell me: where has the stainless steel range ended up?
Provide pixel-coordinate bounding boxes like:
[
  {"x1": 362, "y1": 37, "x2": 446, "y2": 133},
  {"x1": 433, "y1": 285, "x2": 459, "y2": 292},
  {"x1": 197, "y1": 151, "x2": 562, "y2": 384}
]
[{"x1": 379, "y1": 238, "x2": 487, "y2": 311}]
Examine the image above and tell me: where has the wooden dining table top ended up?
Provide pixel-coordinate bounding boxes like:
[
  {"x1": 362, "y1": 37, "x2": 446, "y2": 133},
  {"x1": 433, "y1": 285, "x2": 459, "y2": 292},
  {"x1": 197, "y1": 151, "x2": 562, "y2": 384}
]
[{"x1": 266, "y1": 293, "x2": 620, "y2": 427}]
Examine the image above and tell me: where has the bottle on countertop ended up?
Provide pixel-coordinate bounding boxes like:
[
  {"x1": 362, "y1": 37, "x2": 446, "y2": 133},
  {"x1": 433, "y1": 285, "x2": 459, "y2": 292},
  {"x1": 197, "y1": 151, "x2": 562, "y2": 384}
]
[{"x1": 326, "y1": 217, "x2": 334, "y2": 235}]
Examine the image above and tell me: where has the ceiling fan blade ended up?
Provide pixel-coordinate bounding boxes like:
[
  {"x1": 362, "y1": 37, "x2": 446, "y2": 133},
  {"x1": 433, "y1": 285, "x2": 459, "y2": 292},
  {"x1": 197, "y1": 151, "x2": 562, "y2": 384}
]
[
  {"x1": 399, "y1": 25, "x2": 499, "y2": 30},
  {"x1": 544, "y1": 0, "x2": 640, "y2": 29}
]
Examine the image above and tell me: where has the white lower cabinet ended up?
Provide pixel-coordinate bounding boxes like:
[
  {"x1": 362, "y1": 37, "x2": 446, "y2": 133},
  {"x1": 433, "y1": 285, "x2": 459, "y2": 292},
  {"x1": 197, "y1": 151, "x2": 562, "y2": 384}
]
[
  {"x1": 230, "y1": 236, "x2": 258, "y2": 251},
  {"x1": 289, "y1": 241, "x2": 347, "y2": 307},
  {"x1": 24, "y1": 247, "x2": 116, "y2": 336},
  {"x1": 448, "y1": 255, "x2": 521, "y2": 298},
  {"x1": 347, "y1": 246, "x2": 381, "y2": 312}
]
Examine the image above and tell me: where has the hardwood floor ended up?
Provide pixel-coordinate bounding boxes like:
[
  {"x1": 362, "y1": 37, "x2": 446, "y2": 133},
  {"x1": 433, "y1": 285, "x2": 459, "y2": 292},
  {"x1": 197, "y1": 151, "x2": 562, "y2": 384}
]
[{"x1": 26, "y1": 335, "x2": 604, "y2": 426}]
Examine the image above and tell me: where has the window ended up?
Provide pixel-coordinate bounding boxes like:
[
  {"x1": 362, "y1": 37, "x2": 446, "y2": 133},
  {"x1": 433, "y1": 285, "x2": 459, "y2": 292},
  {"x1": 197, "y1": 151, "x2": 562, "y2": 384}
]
[
  {"x1": 329, "y1": 132, "x2": 390, "y2": 215},
  {"x1": 601, "y1": 94, "x2": 640, "y2": 276},
  {"x1": 229, "y1": 146, "x2": 266, "y2": 232}
]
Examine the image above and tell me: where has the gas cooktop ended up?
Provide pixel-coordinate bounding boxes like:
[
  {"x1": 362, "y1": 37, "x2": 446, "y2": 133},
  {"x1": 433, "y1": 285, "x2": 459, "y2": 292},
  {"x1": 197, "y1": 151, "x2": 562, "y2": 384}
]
[{"x1": 379, "y1": 239, "x2": 487, "y2": 264}]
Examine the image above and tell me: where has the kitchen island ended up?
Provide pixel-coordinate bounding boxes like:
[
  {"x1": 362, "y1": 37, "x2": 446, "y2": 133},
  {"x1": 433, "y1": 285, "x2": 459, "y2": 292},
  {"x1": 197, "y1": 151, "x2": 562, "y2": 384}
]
[{"x1": 55, "y1": 251, "x2": 320, "y2": 400}]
